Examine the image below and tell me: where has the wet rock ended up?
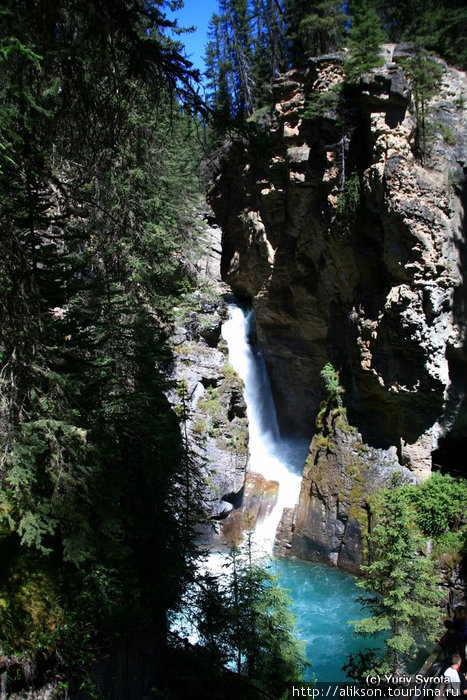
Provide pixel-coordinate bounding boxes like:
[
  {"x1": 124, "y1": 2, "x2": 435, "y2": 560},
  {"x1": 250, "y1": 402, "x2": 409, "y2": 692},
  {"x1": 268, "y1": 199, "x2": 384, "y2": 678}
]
[
  {"x1": 221, "y1": 472, "x2": 279, "y2": 543},
  {"x1": 274, "y1": 506, "x2": 296, "y2": 557}
]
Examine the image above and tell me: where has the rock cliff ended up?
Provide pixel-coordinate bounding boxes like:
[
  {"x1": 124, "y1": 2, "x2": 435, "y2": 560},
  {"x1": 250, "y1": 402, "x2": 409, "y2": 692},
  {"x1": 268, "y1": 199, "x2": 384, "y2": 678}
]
[
  {"x1": 274, "y1": 407, "x2": 415, "y2": 572},
  {"x1": 165, "y1": 222, "x2": 247, "y2": 544},
  {"x1": 208, "y1": 45, "x2": 466, "y2": 569},
  {"x1": 209, "y1": 45, "x2": 466, "y2": 481},
  {"x1": 167, "y1": 221, "x2": 277, "y2": 546}
]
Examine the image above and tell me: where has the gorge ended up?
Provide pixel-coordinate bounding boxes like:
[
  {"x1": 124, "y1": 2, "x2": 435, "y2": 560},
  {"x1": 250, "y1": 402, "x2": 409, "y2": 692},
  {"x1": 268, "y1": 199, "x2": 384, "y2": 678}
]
[
  {"x1": 170, "y1": 40, "x2": 467, "y2": 688},
  {"x1": 1, "y1": 0, "x2": 466, "y2": 697},
  {"x1": 204, "y1": 44, "x2": 466, "y2": 570},
  {"x1": 219, "y1": 302, "x2": 385, "y2": 680}
]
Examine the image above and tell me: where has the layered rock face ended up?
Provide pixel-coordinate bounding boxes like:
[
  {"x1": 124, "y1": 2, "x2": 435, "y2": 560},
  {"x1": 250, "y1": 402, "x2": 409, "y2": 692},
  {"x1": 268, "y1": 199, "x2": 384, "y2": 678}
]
[
  {"x1": 209, "y1": 45, "x2": 466, "y2": 479},
  {"x1": 274, "y1": 408, "x2": 415, "y2": 572},
  {"x1": 166, "y1": 222, "x2": 249, "y2": 541},
  {"x1": 167, "y1": 221, "x2": 278, "y2": 545}
]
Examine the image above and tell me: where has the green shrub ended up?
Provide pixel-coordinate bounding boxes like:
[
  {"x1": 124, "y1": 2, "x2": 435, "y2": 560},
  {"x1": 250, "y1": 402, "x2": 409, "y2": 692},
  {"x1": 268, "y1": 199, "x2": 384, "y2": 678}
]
[
  {"x1": 320, "y1": 363, "x2": 343, "y2": 403},
  {"x1": 431, "y1": 527, "x2": 467, "y2": 566},
  {"x1": 303, "y1": 84, "x2": 342, "y2": 120},
  {"x1": 413, "y1": 472, "x2": 467, "y2": 537},
  {"x1": 337, "y1": 170, "x2": 360, "y2": 218}
]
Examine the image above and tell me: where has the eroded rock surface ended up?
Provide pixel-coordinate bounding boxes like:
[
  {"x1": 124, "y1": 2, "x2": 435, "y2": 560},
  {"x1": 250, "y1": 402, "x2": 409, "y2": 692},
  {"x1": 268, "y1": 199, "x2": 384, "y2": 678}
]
[
  {"x1": 167, "y1": 222, "x2": 249, "y2": 544},
  {"x1": 221, "y1": 471, "x2": 279, "y2": 543},
  {"x1": 275, "y1": 409, "x2": 415, "y2": 572},
  {"x1": 209, "y1": 45, "x2": 466, "y2": 479}
]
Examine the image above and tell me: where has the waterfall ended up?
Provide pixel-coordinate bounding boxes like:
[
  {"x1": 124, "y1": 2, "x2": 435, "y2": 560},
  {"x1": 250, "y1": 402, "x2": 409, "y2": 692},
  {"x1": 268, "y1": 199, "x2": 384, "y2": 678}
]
[
  {"x1": 221, "y1": 303, "x2": 309, "y2": 554},
  {"x1": 173, "y1": 302, "x2": 384, "y2": 682}
]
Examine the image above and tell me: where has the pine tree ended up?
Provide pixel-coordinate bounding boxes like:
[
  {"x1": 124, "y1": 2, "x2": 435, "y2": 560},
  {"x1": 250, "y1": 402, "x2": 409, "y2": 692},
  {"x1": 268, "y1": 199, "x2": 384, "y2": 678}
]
[
  {"x1": 205, "y1": 13, "x2": 234, "y2": 121},
  {"x1": 298, "y1": 0, "x2": 346, "y2": 58},
  {"x1": 352, "y1": 474, "x2": 443, "y2": 674},
  {"x1": 284, "y1": 0, "x2": 346, "y2": 64},
  {"x1": 375, "y1": 0, "x2": 426, "y2": 42},
  {"x1": 205, "y1": 0, "x2": 288, "y2": 120},
  {"x1": 227, "y1": 0, "x2": 256, "y2": 116},
  {"x1": 250, "y1": 0, "x2": 287, "y2": 105},
  {"x1": 205, "y1": 0, "x2": 256, "y2": 119},
  {"x1": 421, "y1": 0, "x2": 467, "y2": 71},
  {"x1": 345, "y1": 0, "x2": 385, "y2": 83},
  {"x1": 0, "y1": 0, "x2": 207, "y2": 675},
  {"x1": 197, "y1": 534, "x2": 307, "y2": 695},
  {"x1": 377, "y1": 0, "x2": 467, "y2": 70},
  {"x1": 399, "y1": 42, "x2": 443, "y2": 163}
]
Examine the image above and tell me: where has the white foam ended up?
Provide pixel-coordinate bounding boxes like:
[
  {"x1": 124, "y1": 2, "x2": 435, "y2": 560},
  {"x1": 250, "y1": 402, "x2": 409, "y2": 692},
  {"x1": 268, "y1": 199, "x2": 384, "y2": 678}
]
[{"x1": 221, "y1": 304, "x2": 308, "y2": 555}]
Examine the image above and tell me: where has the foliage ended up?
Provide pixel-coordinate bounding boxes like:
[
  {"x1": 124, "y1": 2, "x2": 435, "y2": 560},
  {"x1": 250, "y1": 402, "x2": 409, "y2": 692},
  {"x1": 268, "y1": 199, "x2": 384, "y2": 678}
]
[
  {"x1": 0, "y1": 0, "x2": 207, "y2": 680},
  {"x1": 412, "y1": 472, "x2": 467, "y2": 536},
  {"x1": 400, "y1": 44, "x2": 443, "y2": 162},
  {"x1": 283, "y1": 0, "x2": 346, "y2": 65},
  {"x1": 320, "y1": 363, "x2": 343, "y2": 405},
  {"x1": 352, "y1": 474, "x2": 444, "y2": 674},
  {"x1": 342, "y1": 648, "x2": 381, "y2": 681},
  {"x1": 303, "y1": 83, "x2": 343, "y2": 120},
  {"x1": 431, "y1": 527, "x2": 467, "y2": 570},
  {"x1": 205, "y1": 0, "x2": 465, "y2": 128},
  {"x1": 421, "y1": 0, "x2": 467, "y2": 71},
  {"x1": 337, "y1": 170, "x2": 361, "y2": 218},
  {"x1": 346, "y1": 472, "x2": 467, "y2": 678},
  {"x1": 434, "y1": 121, "x2": 456, "y2": 146},
  {"x1": 205, "y1": 0, "x2": 287, "y2": 121},
  {"x1": 345, "y1": 0, "x2": 385, "y2": 83},
  {"x1": 195, "y1": 534, "x2": 307, "y2": 695},
  {"x1": 295, "y1": 0, "x2": 346, "y2": 59},
  {"x1": 377, "y1": 0, "x2": 467, "y2": 71}
]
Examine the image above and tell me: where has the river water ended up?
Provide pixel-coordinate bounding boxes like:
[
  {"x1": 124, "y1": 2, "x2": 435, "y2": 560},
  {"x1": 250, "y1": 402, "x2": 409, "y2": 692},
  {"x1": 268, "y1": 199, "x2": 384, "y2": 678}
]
[{"x1": 221, "y1": 302, "x2": 384, "y2": 681}]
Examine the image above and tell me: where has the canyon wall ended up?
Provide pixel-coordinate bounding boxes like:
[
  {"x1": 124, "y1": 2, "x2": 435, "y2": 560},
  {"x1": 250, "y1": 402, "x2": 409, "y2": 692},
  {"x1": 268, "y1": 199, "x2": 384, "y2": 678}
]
[
  {"x1": 209, "y1": 45, "x2": 466, "y2": 480},
  {"x1": 209, "y1": 45, "x2": 466, "y2": 568},
  {"x1": 274, "y1": 408, "x2": 415, "y2": 571},
  {"x1": 167, "y1": 222, "x2": 278, "y2": 545}
]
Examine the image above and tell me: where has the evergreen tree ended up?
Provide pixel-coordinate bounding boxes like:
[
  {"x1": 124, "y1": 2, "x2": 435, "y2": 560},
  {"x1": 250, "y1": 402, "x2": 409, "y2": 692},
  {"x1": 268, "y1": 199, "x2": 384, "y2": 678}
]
[
  {"x1": 0, "y1": 0, "x2": 207, "y2": 678},
  {"x1": 205, "y1": 0, "x2": 256, "y2": 118},
  {"x1": 413, "y1": 472, "x2": 467, "y2": 537},
  {"x1": 283, "y1": 0, "x2": 309, "y2": 64},
  {"x1": 345, "y1": 0, "x2": 385, "y2": 82},
  {"x1": 205, "y1": 0, "x2": 287, "y2": 120},
  {"x1": 197, "y1": 534, "x2": 307, "y2": 695},
  {"x1": 421, "y1": 0, "x2": 467, "y2": 71},
  {"x1": 227, "y1": 0, "x2": 256, "y2": 116},
  {"x1": 250, "y1": 0, "x2": 288, "y2": 105},
  {"x1": 298, "y1": 0, "x2": 346, "y2": 58},
  {"x1": 376, "y1": 0, "x2": 425, "y2": 42},
  {"x1": 205, "y1": 13, "x2": 234, "y2": 121},
  {"x1": 353, "y1": 474, "x2": 443, "y2": 674},
  {"x1": 283, "y1": 0, "x2": 345, "y2": 64},
  {"x1": 377, "y1": 0, "x2": 467, "y2": 70},
  {"x1": 399, "y1": 42, "x2": 443, "y2": 163}
]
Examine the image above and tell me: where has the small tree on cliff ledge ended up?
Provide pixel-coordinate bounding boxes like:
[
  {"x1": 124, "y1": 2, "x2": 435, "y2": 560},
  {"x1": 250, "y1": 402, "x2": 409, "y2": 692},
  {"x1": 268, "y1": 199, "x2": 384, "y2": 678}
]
[
  {"x1": 400, "y1": 43, "x2": 442, "y2": 164},
  {"x1": 345, "y1": 0, "x2": 385, "y2": 83},
  {"x1": 352, "y1": 473, "x2": 443, "y2": 675},
  {"x1": 320, "y1": 363, "x2": 344, "y2": 407}
]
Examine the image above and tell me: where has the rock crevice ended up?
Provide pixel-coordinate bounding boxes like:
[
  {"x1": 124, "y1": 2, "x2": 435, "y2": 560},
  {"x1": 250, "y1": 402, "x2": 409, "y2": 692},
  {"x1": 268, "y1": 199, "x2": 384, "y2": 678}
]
[{"x1": 209, "y1": 46, "x2": 466, "y2": 479}]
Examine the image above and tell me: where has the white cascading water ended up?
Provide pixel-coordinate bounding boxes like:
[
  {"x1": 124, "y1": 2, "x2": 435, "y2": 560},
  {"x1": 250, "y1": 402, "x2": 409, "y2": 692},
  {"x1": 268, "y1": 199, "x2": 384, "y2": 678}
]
[
  {"x1": 221, "y1": 303, "x2": 309, "y2": 555},
  {"x1": 172, "y1": 303, "x2": 308, "y2": 642}
]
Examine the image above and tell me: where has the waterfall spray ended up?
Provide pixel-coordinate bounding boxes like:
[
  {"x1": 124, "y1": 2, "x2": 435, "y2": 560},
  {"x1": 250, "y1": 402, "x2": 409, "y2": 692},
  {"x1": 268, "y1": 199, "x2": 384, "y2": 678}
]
[{"x1": 221, "y1": 304, "x2": 309, "y2": 555}]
